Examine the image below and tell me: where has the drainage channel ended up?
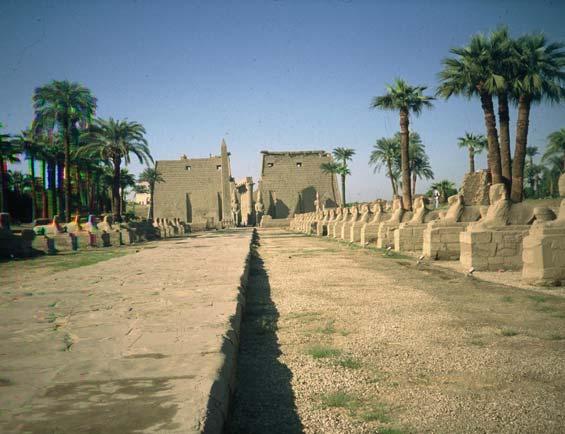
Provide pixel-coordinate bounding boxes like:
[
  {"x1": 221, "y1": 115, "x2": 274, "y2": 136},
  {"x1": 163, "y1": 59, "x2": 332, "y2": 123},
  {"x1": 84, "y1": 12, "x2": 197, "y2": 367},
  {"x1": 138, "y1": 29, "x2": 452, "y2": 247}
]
[{"x1": 225, "y1": 232, "x2": 304, "y2": 434}]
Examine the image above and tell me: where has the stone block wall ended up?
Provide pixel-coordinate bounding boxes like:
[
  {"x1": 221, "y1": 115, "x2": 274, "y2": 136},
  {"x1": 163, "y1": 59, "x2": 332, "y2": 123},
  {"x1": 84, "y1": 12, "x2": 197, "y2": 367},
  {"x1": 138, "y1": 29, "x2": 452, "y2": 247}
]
[
  {"x1": 459, "y1": 227, "x2": 529, "y2": 271},
  {"x1": 394, "y1": 224, "x2": 426, "y2": 252},
  {"x1": 460, "y1": 171, "x2": 490, "y2": 206},
  {"x1": 423, "y1": 225, "x2": 468, "y2": 260},
  {"x1": 522, "y1": 230, "x2": 565, "y2": 284},
  {"x1": 259, "y1": 151, "x2": 340, "y2": 219}
]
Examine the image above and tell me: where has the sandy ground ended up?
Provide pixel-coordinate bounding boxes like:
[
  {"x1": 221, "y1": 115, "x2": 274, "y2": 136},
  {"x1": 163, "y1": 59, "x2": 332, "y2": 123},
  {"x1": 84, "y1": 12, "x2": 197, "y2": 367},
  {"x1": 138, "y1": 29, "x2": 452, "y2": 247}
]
[
  {"x1": 0, "y1": 230, "x2": 252, "y2": 434},
  {"x1": 228, "y1": 229, "x2": 565, "y2": 434}
]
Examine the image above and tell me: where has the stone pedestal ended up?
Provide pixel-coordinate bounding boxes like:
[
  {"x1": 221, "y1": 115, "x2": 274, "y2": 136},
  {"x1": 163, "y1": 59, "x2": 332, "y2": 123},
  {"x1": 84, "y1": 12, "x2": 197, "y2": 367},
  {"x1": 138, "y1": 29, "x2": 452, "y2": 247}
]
[
  {"x1": 394, "y1": 223, "x2": 427, "y2": 252},
  {"x1": 459, "y1": 227, "x2": 529, "y2": 271},
  {"x1": 376, "y1": 222, "x2": 400, "y2": 249},
  {"x1": 31, "y1": 236, "x2": 56, "y2": 255},
  {"x1": 423, "y1": 224, "x2": 469, "y2": 260},
  {"x1": 522, "y1": 226, "x2": 565, "y2": 285}
]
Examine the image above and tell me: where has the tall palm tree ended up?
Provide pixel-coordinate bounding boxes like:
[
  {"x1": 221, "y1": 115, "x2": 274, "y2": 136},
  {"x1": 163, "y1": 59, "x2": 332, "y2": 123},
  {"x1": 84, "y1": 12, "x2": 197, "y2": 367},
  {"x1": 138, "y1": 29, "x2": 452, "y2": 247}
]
[
  {"x1": 369, "y1": 137, "x2": 400, "y2": 196},
  {"x1": 509, "y1": 34, "x2": 565, "y2": 202},
  {"x1": 139, "y1": 167, "x2": 164, "y2": 219},
  {"x1": 33, "y1": 80, "x2": 97, "y2": 221},
  {"x1": 487, "y1": 27, "x2": 516, "y2": 184},
  {"x1": 0, "y1": 130, "x2": 20, "y2": 213},
  {"x1": 13, "y1": 128, "x2": 42, "y2": 220},
  {"x1": 372, "y1": 79, "x2": 434, "y2": 210},
  {"x1": 79, "y1": 118, "x2": 152, "y2": 220},
  {"x1": 408, "y1": 138, "x2": 434, "y2": 195},
  {"x1": 457, "y1": 132, "x2": 488, "y2": 173},
  {"x1": 542, "y1": 128, "x2": 565, "y2": 172},
  {"x1": 320, "y1": 161, "x2": 346, "y2": 205},
  {"x1": 332, "y1": 147, "x2": 355, "y2": 205},
  {"x1": 438, "y1": 34, "x2": 504, "y2": 185}
]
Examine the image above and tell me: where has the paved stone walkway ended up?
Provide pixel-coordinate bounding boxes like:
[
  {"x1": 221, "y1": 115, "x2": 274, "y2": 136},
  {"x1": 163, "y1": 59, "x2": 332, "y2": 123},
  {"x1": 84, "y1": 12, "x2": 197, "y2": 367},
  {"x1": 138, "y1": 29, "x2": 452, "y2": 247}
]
[{"x1": 0, "y1": 230, "x2": 252, "y2": 434}]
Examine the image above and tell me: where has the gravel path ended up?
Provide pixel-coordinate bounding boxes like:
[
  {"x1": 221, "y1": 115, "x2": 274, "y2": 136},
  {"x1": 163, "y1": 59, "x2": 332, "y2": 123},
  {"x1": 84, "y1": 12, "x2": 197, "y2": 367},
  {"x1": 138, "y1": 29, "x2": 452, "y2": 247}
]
[{"x1": 228, "y1": 229, "x2": 565, "y2": 434}]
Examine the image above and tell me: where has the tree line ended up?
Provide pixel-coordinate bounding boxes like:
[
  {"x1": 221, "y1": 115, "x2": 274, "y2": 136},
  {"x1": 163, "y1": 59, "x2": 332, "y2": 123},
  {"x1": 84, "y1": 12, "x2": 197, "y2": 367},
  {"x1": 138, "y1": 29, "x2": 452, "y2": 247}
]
[{"x1": 0, "y1": 80, "x2": 163, "y2": 223}]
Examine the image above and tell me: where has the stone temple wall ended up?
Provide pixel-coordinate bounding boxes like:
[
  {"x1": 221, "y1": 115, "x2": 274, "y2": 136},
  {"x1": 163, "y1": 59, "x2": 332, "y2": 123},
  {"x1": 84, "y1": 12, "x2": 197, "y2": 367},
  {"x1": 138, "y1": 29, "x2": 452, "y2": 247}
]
[
  {"x1": 153, "y1": 142, "x2": 232, "y2": 227},
  {"x1": 258, "y1": 151, "x2": 341, "y2": 219}
]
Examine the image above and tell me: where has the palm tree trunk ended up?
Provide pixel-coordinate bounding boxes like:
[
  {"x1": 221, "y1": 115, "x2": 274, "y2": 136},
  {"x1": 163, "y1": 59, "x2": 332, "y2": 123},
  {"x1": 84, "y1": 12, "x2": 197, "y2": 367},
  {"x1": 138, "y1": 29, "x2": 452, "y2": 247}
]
[
  {"x1": 86, "y1": 170, "x2": 93, "y2": 213},
  {"x1": 0, "y1": 158, "x2": 6, "y2": 213},
  {"x1": 479, "y1": 90, "x2": 503, "y2": 185},
  {"x1": 469, "y1": 147, "x2": 475, "y2": 173},
  {"x1": 41, "y1": 160, "x2": 48, "y2": 218},
  {"x1": 63, "y1": 121, "x2": 71, "y2": 222},
  {"x1": 399, "y1": 108, "x2": 412, "y2": 211},
  {"x1": 386, "y1": 160, "x2": 397, "y2": 196},
  {"x1": 412, "y1": 172, "x2": 417, "y2": 197},
  {"x1": 56, "y1": 159, "x2": 64, "y2": 217},
  {"x1": 112, "y1": 158, "x2": 121, "y2": 221},
  {"x1": 29, "y1": 157, "x2": 37, "y2": 221},
  {"x1": 340, "y1": 174, "x2": 346, "y2": 206},
  {"x1": 510, "y1": 95, "x2": 531, "y2": 203},
  {"x1": 498, "y1": 92, "x2": 512, "y2": 186},
  {"x1": 48, "y1": 160, "x2": 57, "y2": 218}
]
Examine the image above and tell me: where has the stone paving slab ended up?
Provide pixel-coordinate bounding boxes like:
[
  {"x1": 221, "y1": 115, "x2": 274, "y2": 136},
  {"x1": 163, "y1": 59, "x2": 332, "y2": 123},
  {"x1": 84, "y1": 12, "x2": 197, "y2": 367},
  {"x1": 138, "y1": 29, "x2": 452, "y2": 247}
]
[{"x1": 0, "y1": 229, "x2": 252, "y2": 434}]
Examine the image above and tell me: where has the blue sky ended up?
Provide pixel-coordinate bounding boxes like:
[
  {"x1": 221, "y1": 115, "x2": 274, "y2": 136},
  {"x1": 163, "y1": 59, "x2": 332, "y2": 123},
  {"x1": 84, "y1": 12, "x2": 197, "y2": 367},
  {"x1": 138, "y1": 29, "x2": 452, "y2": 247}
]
[{"x1": 1, "y1": 0, "x2": 564, "y2": 201}]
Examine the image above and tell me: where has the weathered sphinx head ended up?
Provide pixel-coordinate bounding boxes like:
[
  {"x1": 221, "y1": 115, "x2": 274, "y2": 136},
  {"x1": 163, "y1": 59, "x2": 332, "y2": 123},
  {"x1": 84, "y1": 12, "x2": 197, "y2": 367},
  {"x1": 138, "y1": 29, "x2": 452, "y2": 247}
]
[{"x1": 443, "y1": 194, "x2": 464, "y2": 222}]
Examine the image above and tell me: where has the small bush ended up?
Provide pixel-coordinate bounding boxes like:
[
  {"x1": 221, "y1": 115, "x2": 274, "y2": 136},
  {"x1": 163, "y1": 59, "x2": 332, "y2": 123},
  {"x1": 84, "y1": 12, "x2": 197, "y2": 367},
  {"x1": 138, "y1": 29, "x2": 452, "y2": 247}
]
[
  {"x1": 501, "y1": 328, "x2": 518, "y2": 337},
  {"x1": 307, "y1": 344, "x2": 341, "y2": 359}
]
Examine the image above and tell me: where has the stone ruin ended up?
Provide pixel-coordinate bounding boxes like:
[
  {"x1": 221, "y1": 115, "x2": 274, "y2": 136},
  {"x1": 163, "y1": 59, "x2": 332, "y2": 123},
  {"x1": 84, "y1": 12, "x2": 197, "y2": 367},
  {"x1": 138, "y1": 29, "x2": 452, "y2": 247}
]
[{"x1": 288, "y1": 172, "x2": 565, "y2": 286}]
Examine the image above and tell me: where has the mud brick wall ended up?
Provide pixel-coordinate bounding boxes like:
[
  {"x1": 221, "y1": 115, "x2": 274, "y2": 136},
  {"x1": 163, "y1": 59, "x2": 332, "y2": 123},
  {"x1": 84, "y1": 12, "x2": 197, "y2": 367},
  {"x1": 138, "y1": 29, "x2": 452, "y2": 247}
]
[
  {"x1": 460, "y1": 228, "x2": 529, "y2": 271},
  {"x1": 154, "y1": 157, "x2": 226, "y2": 225},
  {"x1": 259, "y1": 151, "x2": 340, "y2": 219}
]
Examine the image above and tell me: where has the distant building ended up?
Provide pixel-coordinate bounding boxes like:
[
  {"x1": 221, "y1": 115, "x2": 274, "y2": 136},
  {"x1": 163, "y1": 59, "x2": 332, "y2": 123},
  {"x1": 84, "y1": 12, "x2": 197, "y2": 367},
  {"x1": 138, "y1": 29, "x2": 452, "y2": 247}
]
[
  {"x1": 153, "y1": 140, "x2": 234, "y2": 229},
  {"x1": 133, "y1": 182, "x2": 151, "y2": 205},
  {"x1": 258, "y1": 150, "x2": 341, "y2": 219}
]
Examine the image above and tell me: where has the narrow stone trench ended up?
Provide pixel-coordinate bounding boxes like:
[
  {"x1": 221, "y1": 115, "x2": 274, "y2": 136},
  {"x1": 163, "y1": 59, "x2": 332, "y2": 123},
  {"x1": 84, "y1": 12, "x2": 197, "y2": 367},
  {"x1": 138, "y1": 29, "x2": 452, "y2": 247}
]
[{"x1": 226, "y1": 233, "x2": 304, "y2": 434}]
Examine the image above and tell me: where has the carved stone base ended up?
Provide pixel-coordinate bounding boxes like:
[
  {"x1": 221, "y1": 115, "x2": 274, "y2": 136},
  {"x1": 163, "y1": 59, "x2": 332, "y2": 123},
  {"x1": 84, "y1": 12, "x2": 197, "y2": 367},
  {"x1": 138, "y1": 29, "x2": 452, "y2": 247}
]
[
  {"x1": 360, "y1": 224, "x2": 379, "y2": 246},
  {"x1": 423, "y1": 224, "x2": 468, "y2": 260},
  {"x1": 460, "y1": 227, "x2": 529, "y2": 271},
  {"x1": 394, "y1": 223, "x2": 427, "y2": 252},
  {"x1": 522, "y1": 227, "x2": 565, "y2": 285},
  {"x1": 376, "y1": 222, "x2": 399, "y2": 249}
]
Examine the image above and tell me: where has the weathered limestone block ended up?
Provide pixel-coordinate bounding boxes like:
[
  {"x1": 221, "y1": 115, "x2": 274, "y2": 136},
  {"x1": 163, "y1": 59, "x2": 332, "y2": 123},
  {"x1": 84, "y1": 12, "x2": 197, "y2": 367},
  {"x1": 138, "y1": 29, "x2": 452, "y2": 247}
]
[
  {"x1": 350, "y1": 204, "x2": 371, "y2": 243},
  {"x1": 333, "y1": 208, "x2": 350, "y2": 239},
  {"x1": 423, "y1": 194, "x2": 482, "y2": 260},
  {"x1": 459, "y1": 184, "x2": 534, "y2": 271},
  {"x1": 522, "y1": 174, "x2": 565, "y2": 285},
  {"x1": 360, "y1": 201, "x2": 388, "y2": 246},
  {"x1": 394, "y1": 197, "x2": 438, "y2": 252},
  {"x1": 316, "y1": 209, "x2": 330, "y2": 236},
  {"x1": 323, "y1": 208, "x2": 339, "y2": 237}
]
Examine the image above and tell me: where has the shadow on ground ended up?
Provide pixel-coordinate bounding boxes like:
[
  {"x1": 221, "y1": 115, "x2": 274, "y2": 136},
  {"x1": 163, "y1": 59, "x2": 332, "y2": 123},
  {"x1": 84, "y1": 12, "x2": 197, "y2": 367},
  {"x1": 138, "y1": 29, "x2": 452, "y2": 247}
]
[{"x1": 226, "y1": 232, "x2": 304, "y2": 434}]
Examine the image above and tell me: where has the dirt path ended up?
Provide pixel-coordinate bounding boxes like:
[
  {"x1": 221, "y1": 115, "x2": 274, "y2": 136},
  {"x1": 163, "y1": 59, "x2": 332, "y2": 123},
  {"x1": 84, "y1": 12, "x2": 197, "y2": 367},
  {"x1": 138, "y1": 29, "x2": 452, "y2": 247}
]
[{"x1": 229, "y1": 229, "x2": 565, "y2": 434}]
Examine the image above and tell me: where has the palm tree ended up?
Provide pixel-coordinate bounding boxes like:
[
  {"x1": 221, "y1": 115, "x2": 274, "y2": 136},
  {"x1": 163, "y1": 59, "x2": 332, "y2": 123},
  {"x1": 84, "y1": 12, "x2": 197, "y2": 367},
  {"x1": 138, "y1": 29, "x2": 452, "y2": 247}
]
[
  {"x1": 430, "y1": 180, "x2": 457, "y2": 204},
  {"x1": 0, "y1": 129, "x2": 20, "y2": 213},
  {"x1": 457, "y1": 132, "x2": 488, "y2": 173},
  {"x1": 543, "y1": 128, "x2": 565, "y2": 172},
  {"x1": 320, "y1": 161, "x2": 347, "y2": 206},
  {"x1": 509, "y1": 34, "x2": 565, "y2": 202},
  {"x1": 369, "y1": 137, "x2": 400, "y2": 196},
  {"x1": 409, "y1": 139, "x2": 434, "y2": 195},
  {"x1": 33, "y1": 80, "x2": 97, "y2": 221},
  {"x1": 438, "y1": 34, "x2": 504, "y2": 185},
  {"x1": 13, "y1": 128, "x2": 42, "y2": 220},
  {"x1": 119, "y1": 168, "x2": 136, "y2": 215},
  {"x1": 333, "y1": 147, "x2": 355, "y2": 204},
  {"x1": 372, "y1": 78, "x2": 434, "y2": 210},
  {"x1": 138, "y1": 167, "x2": 164, "y2": 219},
  {"x1": 79, "y1": 118, "x2": 152, "y2": 220}
]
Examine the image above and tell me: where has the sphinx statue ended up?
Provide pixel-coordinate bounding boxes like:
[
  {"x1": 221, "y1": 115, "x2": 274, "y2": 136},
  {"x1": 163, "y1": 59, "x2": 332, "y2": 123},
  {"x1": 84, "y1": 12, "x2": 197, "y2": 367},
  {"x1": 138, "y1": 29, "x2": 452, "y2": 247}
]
[
  {"x1": 394, "y1": 196, "x2": 439, "y2": 253},
  {"x1": 350, "y1": 203, "x2": 371, "y2": 243},
  {"x1": 522, "y1": 173, "x2": 565, "y2": 284},
  {"x1": 360, "y1": 200, "x2": 388, "y2": 246},
  {"x1": 376, "y1": 196, "x2": 409, "y2": 248},
  {"x1": 327, "y1": 207, "x2": 343, "y2": 238}
]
